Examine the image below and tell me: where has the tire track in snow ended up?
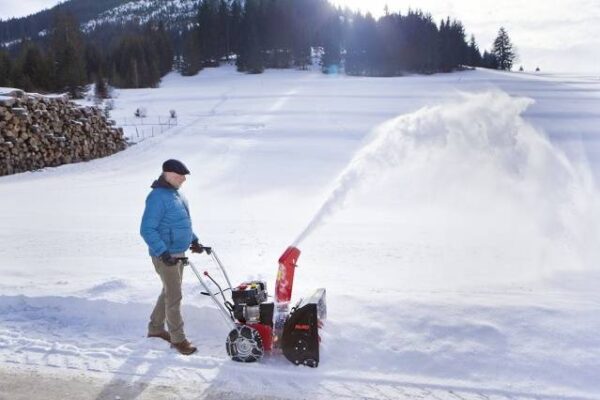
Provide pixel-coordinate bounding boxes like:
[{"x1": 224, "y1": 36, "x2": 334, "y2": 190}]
[{"x1": 0, "y1": 326, "x2": 596, "y2": 400}]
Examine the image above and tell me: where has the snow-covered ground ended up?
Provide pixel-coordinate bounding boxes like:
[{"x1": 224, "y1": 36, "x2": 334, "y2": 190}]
[{"x1": 1, "y1": 66, "x2": 599, "y2": 399}]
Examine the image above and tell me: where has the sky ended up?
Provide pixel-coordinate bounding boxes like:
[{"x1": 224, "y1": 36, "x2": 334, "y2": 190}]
[
  {"x1": 0, "y1": 0, "x2": 598, "y2": 74},
  {"x1": 0, "y1": 0, "x2": 63, "y2": 20}
]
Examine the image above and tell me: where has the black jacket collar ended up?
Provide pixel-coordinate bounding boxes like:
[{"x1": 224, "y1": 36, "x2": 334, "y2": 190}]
[{"x1": 151, "y1": 175, "x2": 177, "y2": 190}]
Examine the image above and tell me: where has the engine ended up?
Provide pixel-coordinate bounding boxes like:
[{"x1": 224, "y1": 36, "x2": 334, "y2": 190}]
[{"x1": 231, "y1": 281, "x2": 271, "y2": 324}]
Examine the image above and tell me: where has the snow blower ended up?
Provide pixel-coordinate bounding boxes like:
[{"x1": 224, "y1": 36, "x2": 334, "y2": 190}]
[{"x1": 186, "y1": 246, "x2": 326, "y2": 367}]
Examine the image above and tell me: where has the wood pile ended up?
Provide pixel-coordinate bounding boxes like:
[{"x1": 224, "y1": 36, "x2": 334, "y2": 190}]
[{"x1": 0, "y1": 89, "x2": 127, "y2": 176}]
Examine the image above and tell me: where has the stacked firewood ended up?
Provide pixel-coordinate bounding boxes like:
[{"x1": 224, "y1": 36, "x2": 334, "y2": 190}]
[{"x1": 0, "y1": 89, "x2": 127, "y2": 176}]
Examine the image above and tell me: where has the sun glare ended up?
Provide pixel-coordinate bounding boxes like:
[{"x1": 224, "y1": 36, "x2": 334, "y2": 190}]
[{"x1": 329, "y1": 0, "x2": 390, "y2": 17}]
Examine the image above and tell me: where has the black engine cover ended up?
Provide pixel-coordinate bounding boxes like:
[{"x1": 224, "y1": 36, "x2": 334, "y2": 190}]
[{"x1": 231, "y1": 281, "x2": 267, "y2": 306}]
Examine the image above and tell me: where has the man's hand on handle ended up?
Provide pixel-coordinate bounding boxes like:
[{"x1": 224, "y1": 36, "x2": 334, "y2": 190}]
[
  {"x1": 159, "y1": 251, "x2": 179, "y2": 266},
  {"x1": 190, "y1": 240, "x2": 212, "y2": 255}
]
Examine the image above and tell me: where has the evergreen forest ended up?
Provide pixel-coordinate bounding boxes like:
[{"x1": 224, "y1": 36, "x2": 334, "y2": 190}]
[{"x1": 0, "y1": 0, "x2": 517, "y2": 97}]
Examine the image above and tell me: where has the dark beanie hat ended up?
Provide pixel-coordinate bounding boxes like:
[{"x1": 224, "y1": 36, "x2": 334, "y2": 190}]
[{"x1": 162, "y1": 159, "x2": 190, "y2": 175}]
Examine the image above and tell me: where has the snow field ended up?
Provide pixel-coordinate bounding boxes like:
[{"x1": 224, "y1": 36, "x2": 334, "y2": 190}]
[{"x1": 1, "y1": 66, "x2": 600, "y2": 399}]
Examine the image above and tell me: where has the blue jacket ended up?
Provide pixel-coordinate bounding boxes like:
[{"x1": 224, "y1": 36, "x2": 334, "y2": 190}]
[{"x1": 140, "y1": 176, "x2": 198, "y2": 257}]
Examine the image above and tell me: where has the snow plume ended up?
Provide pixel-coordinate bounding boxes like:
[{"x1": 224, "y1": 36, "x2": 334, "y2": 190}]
[{"x1": 293, "y1": 90, "x2": 599, "y2": 273}]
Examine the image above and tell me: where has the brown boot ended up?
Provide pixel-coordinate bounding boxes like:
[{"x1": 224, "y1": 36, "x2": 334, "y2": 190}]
[
  {"x1": 171, "y1": 339, "x2": 197, "y2": 355},
  {"x1": 147, "y1": 331, "x2": 171, "y2": 343}
]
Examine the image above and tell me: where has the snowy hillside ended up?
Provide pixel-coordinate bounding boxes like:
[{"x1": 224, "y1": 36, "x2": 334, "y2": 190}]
[
  {"x1": 0, "y1": 0, "x2": 199, "y2": 46},
  {"x1": 82, "y1": 0, "x2": 200, "y2": 32},
  {"x1": 0, "y1": 67, "x2": 599, "y2": 399}
]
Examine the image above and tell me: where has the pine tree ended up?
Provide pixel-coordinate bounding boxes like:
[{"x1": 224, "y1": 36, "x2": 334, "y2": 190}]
[
  {"x1": 449, "y1": 20, "x2": 468, "y2": 68},
  {"x1": 264, "y1": 0, "x2": 293, "y2": 68},
  {"x1": 218, "y1": 0, "x2": 231, "y2": 59},
  {"x1": 181, "y1": 29, "x2": 203, "y2": 76},
  {"x1": 482, "y1": 50, "x2": 499, "y2": 69},
  {"x1": 419, "y1": 13, "x2": 441, "y2": 73},
  {"x1": 390, "y1": 10, "x2": 439, "y2": 74},
  {"x1": 85, "y1": 43, "x2": 103, "y2": 82},
  {"x1": 290, "y1": 0, "x2": 312, "y2": 69},
  {"x1": 242, "y1": 21, "x2": 263, "y2": 73},
  {"x1": 0, "y1": 50, "x2": 11, "y2": 87},
  {"x1": 51, "y1": 12, "x2": 87, "y2": 98},
  {"x1": 150, "y1": 22, "x2": 174, "y2": 76},
  {"x1": 466, "y1": 34, "x2": 482, "y2": 67},
  {"x1": 437, "y1": 18, "x2": 451, "y2": 72},
  {"x1": 292, "y1": 26, "x2": 311, "y2": 69},
  {"x1": 438, "y1": 18, "x2": 467, "y2": 71},
  {"x1": 178, "y1": 26, "x2": 197, "y2": 75},
  {"x1": 19, "y1": 41, "x2": 51, "y2": 91},
  {"x1": 492, "y1": 27, "x2": 516, "y2": 71},
  {"x1": 344, "y1": 12, "x2": 377, "y2": 76},
  {"x1": 197, "y1": 0, "x2": 220, "y2": 66},
  {"x1": 321, "y1": 14, "x2": 341, "y2": 73},
  {"x1": 111, "y1": 34, "x2": 162, "y2": 88},
  {"x1": 94, "y1": 73, "x2": 109, "y2": 100},
  {"x1": 229, "y1": 0, "x2": 243, "y2": 56},
  {"x1": 236, "y1": 0, "x2": 264, "y2": 73}
]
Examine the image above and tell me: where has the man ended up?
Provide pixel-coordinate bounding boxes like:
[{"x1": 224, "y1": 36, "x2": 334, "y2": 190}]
[{"x1": 140, "y1": 159, "x2": 207, "y2": 355}]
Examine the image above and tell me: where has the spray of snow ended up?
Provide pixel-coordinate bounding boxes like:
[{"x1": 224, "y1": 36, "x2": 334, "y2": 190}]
[{"x1": 293, "y1": 90, "x2": 599, "y2": 272}]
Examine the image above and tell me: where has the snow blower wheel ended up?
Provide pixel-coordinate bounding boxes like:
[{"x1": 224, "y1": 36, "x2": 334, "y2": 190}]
[{"x1": 226, "y1": 325, "x2": 264, "y2": 362}]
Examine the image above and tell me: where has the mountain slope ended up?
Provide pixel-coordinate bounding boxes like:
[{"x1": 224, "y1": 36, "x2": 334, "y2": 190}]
[
  {"x1": 0, "y1": 0, "x2": 199, "y2": 45},
  {"x1": 0, "y1": 0, "x2": 129, "y2": 43},
  {"x1": 82, "y1": 0, "x2": 199, "y2": 32}
]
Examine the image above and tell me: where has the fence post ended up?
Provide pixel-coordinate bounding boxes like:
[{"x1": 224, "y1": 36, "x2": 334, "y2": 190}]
[{"x1": 119, "y1": 114, "x2": 181, "y2": 141}]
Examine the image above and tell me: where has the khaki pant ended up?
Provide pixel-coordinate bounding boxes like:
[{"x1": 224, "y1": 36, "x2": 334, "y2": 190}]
[{"x1": 148, "y1": 257, "x2": 186, "y2": 344}]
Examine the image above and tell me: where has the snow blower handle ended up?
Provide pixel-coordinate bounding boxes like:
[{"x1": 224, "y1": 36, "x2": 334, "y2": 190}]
[
  {"x1": 206, "y1": 249, "x2": 233, "y2": 292},
  {"x1": 187, "y1": 246, "x2": 232, "y2": 292},
  {"x1": 201, "y1": 246, "x2": 212, "y2": 255},
  {"x1": 188, "y1": 260, "x2": 236, "y2": 329}
]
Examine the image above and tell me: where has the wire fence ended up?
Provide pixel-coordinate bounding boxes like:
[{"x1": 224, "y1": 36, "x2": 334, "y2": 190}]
[{"x1": 117, "y1": 116, "x2": 179, "y2": 142}]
